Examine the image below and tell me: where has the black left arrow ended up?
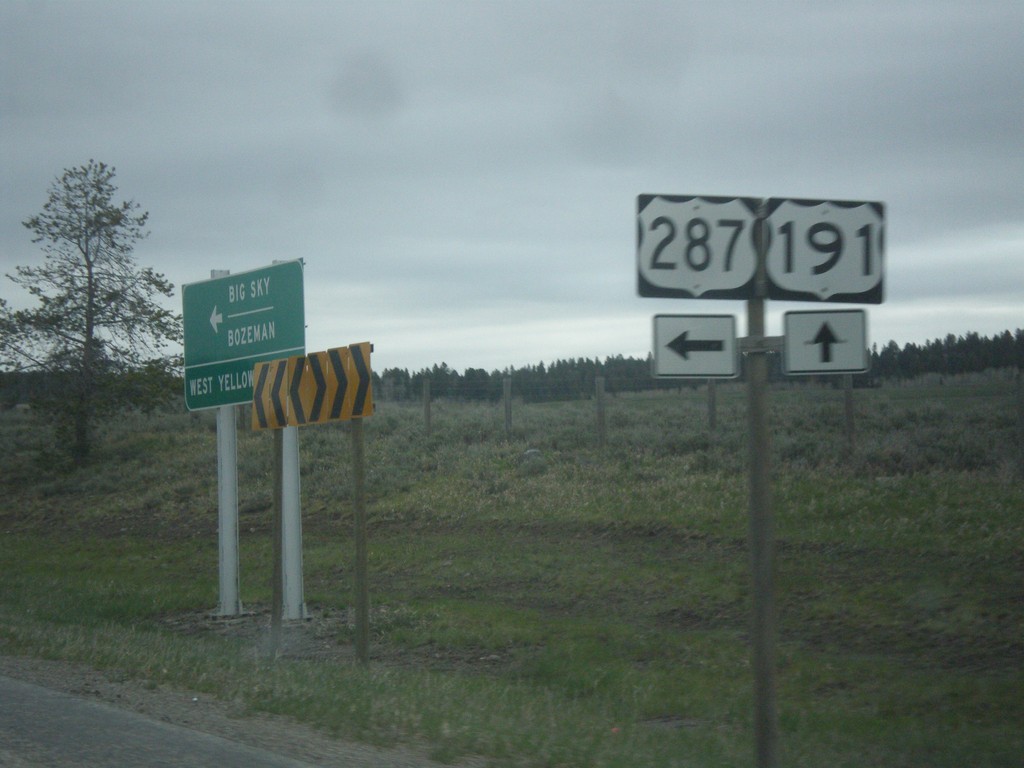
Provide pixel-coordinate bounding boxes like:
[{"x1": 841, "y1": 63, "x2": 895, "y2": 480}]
[
  {"x1": 270, "y1": 360, "x2": 288, "y2": 427},
  {"x1": 253, "y1": 363, "x2": 270, "y2": 429},
  {"x1": 667, "y1": 331, "x2": 725, "y2": 360},
  {"x1": 812, "y1": 323, "x2": 841, "y2": 363},
  {"x1": 288, "y1": 356, "x2": 306, "y2": 425}
]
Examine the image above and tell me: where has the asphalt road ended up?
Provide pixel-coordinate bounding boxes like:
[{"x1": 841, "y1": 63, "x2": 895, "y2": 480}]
[
  {"x1": 0, "y1": 657, "x2": 464, "y2": 768},
  {"x1": 0, "y1": 673, "x2": 326, "y2": 767}
]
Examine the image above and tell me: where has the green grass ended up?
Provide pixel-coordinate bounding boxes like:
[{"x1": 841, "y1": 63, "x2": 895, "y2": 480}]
[{"x1": 1, "y1": 376, "x2": 1022, "y2": 766}]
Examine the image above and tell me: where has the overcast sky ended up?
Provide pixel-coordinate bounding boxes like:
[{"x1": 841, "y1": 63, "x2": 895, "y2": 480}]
[{"x1": 2, "y1": 0, "x2": 1022, "y2": 374}]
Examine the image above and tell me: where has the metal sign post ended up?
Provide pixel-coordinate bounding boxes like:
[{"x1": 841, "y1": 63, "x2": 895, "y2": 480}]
[
  {"x1": 253, "y1": 342, "x2": 375, "y2": 662},
  {"x1": 271, "y1": 428, "x2": 284, "y2": 653},
  {"x1": 639, "y1": 194, "x2": 884, "y2": 768},
  {"x1": 210, "y1": 270, "x2": 241, "y2": 617},
  {"x1": 184, "y1": 262, "x2": 306, "y2": 618},
  {"x1": 215, "y1": 392, "x2": 241, "y2": 616},
  {"x1": 281, "y1": 425, "x2": 306, "y2": 620},
  {"x1": 746, "y1": 214, "x2": 778, "y2": 768}
]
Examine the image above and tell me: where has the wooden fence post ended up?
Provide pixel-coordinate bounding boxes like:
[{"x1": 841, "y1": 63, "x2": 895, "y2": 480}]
[
  {"x1": 1017, "y1": 369, "x2": 1023, "y2": 479},
  {"x1": 352, "y1": 418, "x2": 369, "y2": 664},
  {"x1": 423, "y1": 378, "x2": 432, "y2": 436},
  {"x1": 843, "y1": 374, "x2": 855, "y2": 457},
  {"x1": 503, "y1": 376, "x2": 512, "y2": 440},
  {"x1": 708, "y1": 379, "x2": 717, "y2": 433}
]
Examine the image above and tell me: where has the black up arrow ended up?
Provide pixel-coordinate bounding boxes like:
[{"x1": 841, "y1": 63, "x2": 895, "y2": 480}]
[
  {"x1": 667, "y1": 331, "x2": 725, "y2": 360},
  {"x1": 812, "y1": 322, "x2": 841, "y2": 363}
]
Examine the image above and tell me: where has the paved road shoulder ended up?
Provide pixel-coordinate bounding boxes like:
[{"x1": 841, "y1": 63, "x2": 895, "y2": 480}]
[{"x1": 0, "y1": 655, "x2": 461, "y2": 768}]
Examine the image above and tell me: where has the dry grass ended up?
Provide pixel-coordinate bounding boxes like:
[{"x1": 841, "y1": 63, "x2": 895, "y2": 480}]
[{"x1": 1, "y1": 376, "x2": 1022, "y2": 766}]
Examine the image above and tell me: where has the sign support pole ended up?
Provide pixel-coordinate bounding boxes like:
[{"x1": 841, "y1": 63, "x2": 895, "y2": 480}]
[
  {"x1": 352, "y1": 417, "x2": 370, "y2": 664},
  {"x1": 211, "y1": 269, "x2": 241, "y2": 617},
  {"x1": 215, "y1": 403, "x2": 241, "y2": 615},
  {"x1": 281, "y1": 425, "x2": 306, "y2": 620},
  {"x1": 271, "y1": 428, "x2": 284, "y2": 654},
  {"x1": 747, "y1": 211, "x2": 779, "y2": 768},
  {"x1": 254, "y1": 342, "x2": 375, "y2": 659},
  {"x1": 640, "y1": 193, "x2": 883, "y2": 768}
]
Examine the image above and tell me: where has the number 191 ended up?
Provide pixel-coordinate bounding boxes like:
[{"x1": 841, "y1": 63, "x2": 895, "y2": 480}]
[{"x1": 778, "y1": 222, "x2": 876, "y2": 276}]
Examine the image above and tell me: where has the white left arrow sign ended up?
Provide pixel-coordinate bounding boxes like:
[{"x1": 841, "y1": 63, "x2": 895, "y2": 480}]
[
  {"x1": 653, "y1": 314, "x2": 738, "y2": 379},
  {"x1": 210, "y1": 305, "x2": 223, "y2": 333}
]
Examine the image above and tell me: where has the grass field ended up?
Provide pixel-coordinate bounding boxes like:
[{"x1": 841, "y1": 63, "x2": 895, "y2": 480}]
[{"x1": 1, "y1": 375, "x2": 1022, "y2": 766}]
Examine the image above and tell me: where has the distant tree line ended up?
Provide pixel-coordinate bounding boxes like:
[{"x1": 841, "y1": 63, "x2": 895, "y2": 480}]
[
  {"x1": 4, "y1": 328, "x2": 1021, "y2": 411},
  {"x1": 871, "y1": 330, "x2": 1023, "y2": 381},
  {"x1": 0, "y1": 364, "x2": 180, "y2": 411},
  {"x1": 376, "y1": 329, "x2": 1024, "y2": 403},
  {"x1": 378, "y1": 356, "x2": 664, "y2": 404}
]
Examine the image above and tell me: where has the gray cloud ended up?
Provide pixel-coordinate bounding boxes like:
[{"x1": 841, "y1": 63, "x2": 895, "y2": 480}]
[{"x1": 2, "y1": 0, "x2": 1022, "y2": 372}]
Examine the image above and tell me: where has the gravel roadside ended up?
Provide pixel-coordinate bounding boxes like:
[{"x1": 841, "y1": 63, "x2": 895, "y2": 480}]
[{"x1": 0, "y1": 654, "x2": 473, "y2": 768}]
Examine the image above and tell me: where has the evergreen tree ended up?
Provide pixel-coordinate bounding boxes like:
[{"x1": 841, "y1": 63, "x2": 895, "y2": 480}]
[{"x1": 1, "y1": 161, "x2": 180, "y2": 463}]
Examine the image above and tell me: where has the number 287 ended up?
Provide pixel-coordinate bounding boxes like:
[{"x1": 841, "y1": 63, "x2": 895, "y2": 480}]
[{"x1": 648, "y1": 216, "x2": 748, "y2": 272}]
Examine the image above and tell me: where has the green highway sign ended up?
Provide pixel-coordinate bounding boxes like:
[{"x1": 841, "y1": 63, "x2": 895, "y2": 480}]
[{"x1": 183, "y1": 261, "x2": 305, "y2": 410}]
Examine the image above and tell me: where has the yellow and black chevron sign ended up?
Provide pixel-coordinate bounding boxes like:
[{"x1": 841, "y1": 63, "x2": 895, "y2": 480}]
[
  {"x1": 253, "y1": 342, "x2": 374, "y2": 430},
  {"x1": 252, "y1": 357, "x2": 292, "y2": 430}
]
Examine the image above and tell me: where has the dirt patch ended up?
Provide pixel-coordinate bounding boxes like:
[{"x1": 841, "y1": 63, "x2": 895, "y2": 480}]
[
  {"x1": 159, "y1": 604, "x2": 357, "y2": 663},
  {"x1": 157, "y1": 604, "x2": 516, "y2": 675}
]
